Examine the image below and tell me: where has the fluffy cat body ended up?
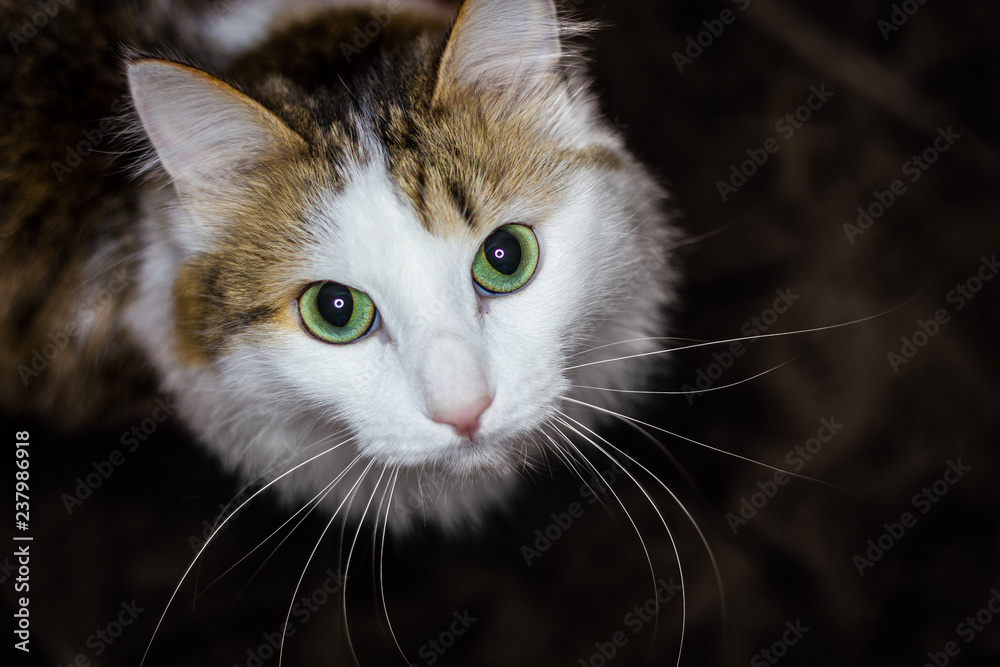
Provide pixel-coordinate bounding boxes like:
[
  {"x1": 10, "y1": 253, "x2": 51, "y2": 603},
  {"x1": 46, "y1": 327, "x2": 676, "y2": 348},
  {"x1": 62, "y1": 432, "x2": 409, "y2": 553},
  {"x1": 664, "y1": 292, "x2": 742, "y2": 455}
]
[{"x1": 0, "y1": 0, "x2": 677, "y2": 527}]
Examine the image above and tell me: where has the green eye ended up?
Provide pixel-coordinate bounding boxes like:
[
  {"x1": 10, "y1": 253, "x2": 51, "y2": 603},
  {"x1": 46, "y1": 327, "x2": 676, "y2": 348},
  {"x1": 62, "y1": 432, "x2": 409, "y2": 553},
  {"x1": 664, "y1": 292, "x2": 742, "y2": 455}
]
[
  {"x1": 299, "y1": 282, "x2": 377, "y2": 344},
  {"x1": 472, "y1": 224, "x2": 539, "y2": 295}
]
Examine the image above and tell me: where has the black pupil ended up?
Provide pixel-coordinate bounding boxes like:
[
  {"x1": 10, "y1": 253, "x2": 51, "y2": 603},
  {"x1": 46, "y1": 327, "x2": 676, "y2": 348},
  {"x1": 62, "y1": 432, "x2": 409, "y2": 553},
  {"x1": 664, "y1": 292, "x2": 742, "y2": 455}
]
[
  {"x1": 484, "y1": 229, "x2": 522, "y2": 275},
  {"x1": 317, "y1": 283, "x2": 354, "y2": 328}
]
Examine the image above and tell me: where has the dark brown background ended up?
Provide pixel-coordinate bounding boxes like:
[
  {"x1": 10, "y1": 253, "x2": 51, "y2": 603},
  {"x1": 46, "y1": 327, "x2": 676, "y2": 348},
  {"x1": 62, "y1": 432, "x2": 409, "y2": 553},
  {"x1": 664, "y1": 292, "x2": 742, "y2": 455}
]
[{"x1": 4, "y1": 1, "x2": 1000, "y2": 666}]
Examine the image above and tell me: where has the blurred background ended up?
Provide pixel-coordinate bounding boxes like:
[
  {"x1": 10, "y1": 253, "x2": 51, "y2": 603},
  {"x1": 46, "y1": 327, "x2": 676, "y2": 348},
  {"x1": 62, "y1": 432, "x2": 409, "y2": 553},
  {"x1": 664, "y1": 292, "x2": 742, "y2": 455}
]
[{"x1": 4, "y1": 0, "x2": 1000, "y2": 665}]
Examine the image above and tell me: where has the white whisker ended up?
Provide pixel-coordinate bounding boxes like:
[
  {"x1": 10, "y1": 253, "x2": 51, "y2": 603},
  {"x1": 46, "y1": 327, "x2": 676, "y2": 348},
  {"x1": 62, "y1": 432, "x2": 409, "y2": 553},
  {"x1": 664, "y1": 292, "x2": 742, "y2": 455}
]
[
  {"x1": 571, "y1": 356, "x2": 799, "y2": 395},
  {"x1": 342, "y1": 466, "x2": 388, "y2": 666},
  {"x1": 554, "y1": 411, "x2": 686, "y2": 667},
  {"x1": 379, "y1": 467, "x2": 408, "y2": 663},
  {"x1": 562, "y1": 410, "x2": 726, "y2": 628},
  {"x1": 140, "y1": 434, "x2": 357, "y2": 667},
  {"x1": 657, "y1": 219, "x2": 742, "y2": 251},
  {"x1": 566, "y1": 301, "x2": 917, "y2": 371},
  {"x1": 203, "y1": 454, "x2": 363, "y2": 600},
  {"x1": 279, "y1": 458, "x2": 376, "y2": 667},
  {"x1": 541, "y1": 422, "x2": 613, "y2": 515},
  {"x1": 569, "y1": 336, "x2": 709, "y2": 360},
  {"x1": 564, "y1": 396, "x2": 844, "y2": 490},
  {"x1": 609, "y1": 419, "x2": 703, "y2": 508},
  {"x1": 539, "y1": 422, "x2": 584, "y2": 478}
]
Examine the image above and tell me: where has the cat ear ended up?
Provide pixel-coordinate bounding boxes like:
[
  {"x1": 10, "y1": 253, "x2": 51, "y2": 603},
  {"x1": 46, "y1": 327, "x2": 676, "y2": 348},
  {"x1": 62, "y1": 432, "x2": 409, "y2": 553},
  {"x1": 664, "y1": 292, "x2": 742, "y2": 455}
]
[
  {"x1": 127, "y1": 59, "x2": 306, "y2": 191},
  {"x1": 432, "y1": 0, "x2": 562, "y2": 105}
]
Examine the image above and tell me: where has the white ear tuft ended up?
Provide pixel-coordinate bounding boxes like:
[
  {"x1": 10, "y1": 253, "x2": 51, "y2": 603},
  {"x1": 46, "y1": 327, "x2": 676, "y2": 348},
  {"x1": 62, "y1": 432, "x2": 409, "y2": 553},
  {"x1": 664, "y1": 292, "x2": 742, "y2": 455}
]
[
  {"x1": 433, "y1": 0, "x2": 563, "y2": 104},
  {"x1": 127, "y1": 59, "x2": 306, "y2": 191}
]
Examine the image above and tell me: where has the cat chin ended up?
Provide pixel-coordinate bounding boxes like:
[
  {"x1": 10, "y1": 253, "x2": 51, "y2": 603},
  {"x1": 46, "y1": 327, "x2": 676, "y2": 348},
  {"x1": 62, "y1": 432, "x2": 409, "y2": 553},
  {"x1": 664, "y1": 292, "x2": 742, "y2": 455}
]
[
  {"x1": 146, "y1": 356, "x2": 538, "y2": 528},
  {"x1": 194, "y1": 406, "x2": 537, "y2": 531},
  {"x1": 295, "y1": 460, "x2": 527, "y2": 533}
]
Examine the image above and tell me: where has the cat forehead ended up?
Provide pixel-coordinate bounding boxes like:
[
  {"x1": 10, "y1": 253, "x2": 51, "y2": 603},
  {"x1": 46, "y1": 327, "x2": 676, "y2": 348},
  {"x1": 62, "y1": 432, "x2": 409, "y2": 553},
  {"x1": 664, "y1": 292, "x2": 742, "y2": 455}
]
[
  {"x1": 313, "y1": 158, "x2": 468, "y2": 260},
  {"x1": 313, "y1": 100, "x2": 622, "y2": 240},
  {"x1": 297, "y1": 153, "x2": 520, "y2": 301},
  {"x1": 372, "y1": 104, "x2": 555, "y2": 237}
]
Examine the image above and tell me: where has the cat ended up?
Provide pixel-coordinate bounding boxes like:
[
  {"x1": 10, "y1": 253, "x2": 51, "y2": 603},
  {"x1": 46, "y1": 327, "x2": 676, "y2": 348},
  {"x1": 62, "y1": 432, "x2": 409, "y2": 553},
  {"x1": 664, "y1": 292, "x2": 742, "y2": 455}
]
[{"x1": 1, "y1": 0, "x2": 677, "y2": 531}]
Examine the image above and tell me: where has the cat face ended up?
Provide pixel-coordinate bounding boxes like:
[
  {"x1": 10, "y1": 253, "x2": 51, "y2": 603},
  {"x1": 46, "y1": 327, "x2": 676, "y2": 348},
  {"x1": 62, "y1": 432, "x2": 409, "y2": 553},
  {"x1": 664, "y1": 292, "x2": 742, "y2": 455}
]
[{"x1": 126, "y1": 0, "x2": 676, "y2": 523}]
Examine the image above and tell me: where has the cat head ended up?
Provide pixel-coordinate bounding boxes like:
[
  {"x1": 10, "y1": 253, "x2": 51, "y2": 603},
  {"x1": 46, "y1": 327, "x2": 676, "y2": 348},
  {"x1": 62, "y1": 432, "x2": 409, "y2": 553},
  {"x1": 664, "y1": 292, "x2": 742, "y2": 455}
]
[{"x1": 126, "y1": 0, "x2": 676, "y2": 525}]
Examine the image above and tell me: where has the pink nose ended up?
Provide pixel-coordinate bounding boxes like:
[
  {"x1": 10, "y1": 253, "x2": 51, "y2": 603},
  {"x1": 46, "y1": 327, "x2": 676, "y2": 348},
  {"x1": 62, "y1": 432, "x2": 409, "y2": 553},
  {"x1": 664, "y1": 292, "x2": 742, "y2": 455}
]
[{"x1": 431, "y1": 395, "x2": 493, "y2": 438}]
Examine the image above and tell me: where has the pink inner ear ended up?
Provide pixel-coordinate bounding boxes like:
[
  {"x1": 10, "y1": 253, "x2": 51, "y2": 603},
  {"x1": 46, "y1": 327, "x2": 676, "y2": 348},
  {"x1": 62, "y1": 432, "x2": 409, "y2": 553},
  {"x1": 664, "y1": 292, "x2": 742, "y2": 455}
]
[
  {"x1": 127, "y1": 59, "x2": 304, "y2": 187},
  {"x1": 433, "y1": 0, "x2": 561, "y2": 102}
]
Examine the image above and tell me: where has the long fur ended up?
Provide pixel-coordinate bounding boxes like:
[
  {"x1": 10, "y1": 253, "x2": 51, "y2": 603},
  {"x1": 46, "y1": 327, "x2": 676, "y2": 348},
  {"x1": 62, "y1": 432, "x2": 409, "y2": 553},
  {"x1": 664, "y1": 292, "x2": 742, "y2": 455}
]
[{"x1": 0, "y1": 0, "x2": 679, "y2": 529}]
